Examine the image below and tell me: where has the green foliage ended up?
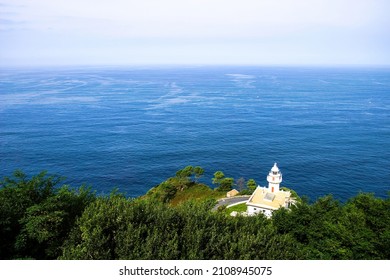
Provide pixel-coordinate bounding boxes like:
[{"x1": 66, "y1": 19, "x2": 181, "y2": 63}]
[
  {"x1": 145, "y1": 166, "x2": 226, "y2": 205},
  {"x1": 246, "y1": 179, "x2": 257, "y2": 194},
  {"x1": 246, "y1": 178, "x2": 256, "y2": 189},
  {"x1": 146, "y1": 180, "x2": 178, "y2": 203},
  {"x1": 0, "y1": 170, "x2": 59, "y2": 259},
  {"x1": 345, "y1": 193, "x2": 390, "y2": 259},
  {"x1": 175, "y1": 165, "x2": 205, "y2": 184},
  {"x1": 169, "y1": 184, "x2": 222, "y2": 206},
  {"x1": 281, "y1": 186, "x2": 301, "y2": 202},
  {"x1": 218, "y1": 177, "x2": 234, "y2": 192},
  {"x1": 175, "y1": 165, "x2": 193, "y2": 180},
  {"x1": 146, "y1": 166, "x2": 211, "y2": 204},
  {"x1": 0, "y1": 171, "x2": 95, "y2": 259},
  {"x1": 212, "y1": 171, "x2": 225, "y2": 187},
  {"x1": 272, "y1": 194, "x2": 390, "y2": 259},
  {"x1": 2, "y1": 170, "x2": 389, "y2": 260},
  {"x1": 193, "y1": 166, "x2": 205, "y2": 182},
  {"x1": 61, "y1": 192, "x2": 129, "y2": 259},
  {"x1": 212, "y1": 171, "x2": 234, "y2": 192},
  {"x1": 238, "y1": 189, "x2": 252, "y2": 195},
  {"x1": 62, "y1": 198, "x2": 303, "y2": 260}
]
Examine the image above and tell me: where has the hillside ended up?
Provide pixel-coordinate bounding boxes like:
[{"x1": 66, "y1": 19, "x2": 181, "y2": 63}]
[
  {"x1": 141, "y1": 166, "x2": 226, "y2": 206},
  {"x1": 1, "y1": 168, "x2": 389, "y2": 260}
]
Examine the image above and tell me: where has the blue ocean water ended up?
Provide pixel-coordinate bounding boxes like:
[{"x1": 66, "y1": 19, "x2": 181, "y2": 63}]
[{"x1": 0, "y1": 66, "x2": 389, "y2": 201}]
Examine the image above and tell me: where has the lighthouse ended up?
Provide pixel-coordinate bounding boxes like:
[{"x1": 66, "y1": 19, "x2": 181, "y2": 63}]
[
  {"x1": 266, "y1": 163, "x2": 282, "y2": 193},
  {"x1": 246, "y1": 163, "x2": 292, "y2": 217}
]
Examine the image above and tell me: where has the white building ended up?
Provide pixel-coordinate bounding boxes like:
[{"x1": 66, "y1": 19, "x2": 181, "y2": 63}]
[{"x1": 246, "y1": 163, "x2": 293, "y2": 218}]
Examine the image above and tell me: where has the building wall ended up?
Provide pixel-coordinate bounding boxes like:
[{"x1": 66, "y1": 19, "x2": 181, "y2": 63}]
[{"x1": 247, "y1": 205, "x2": 273, "y2": 218}]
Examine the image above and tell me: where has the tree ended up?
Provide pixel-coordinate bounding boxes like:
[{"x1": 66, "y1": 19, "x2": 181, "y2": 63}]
[
  {"x1": 193, "y1": 166, "x2": 204, "y2": 182},
  {"x1": 345, "y1": 193, "x2": 390, "y2": 259},
  {"x1": 212, "y1": 171, "x2": 234, "y2": 192},
  {"x1": 212, "y1": 171, "x2": 225, "y2": 188},
  {"x1": 0, "y1": 170, "x2": 60, "y2": 259},
  {"x1": 218, "y1": 178, "x2": 234, "y2": 192},
  {"x1": 0, "y1": 171, "x2": 95, "y2": 259},
  {"x1": 247, "y1": 179, "x2": 257, "y2": 193},
  {"x1": 19, "y1": 185, "x2": 96, "y2": 259},
  {"x1": 175, "y1": 166, "x2": 194, "y2": 180},
  {"x1": 61, "y1": 193, "x2": 129, "y2": 259}
]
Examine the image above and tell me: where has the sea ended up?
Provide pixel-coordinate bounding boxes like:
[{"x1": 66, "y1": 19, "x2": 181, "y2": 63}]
[{"x1": 0, "y1": 66, "x2": 389, "y2": 201}]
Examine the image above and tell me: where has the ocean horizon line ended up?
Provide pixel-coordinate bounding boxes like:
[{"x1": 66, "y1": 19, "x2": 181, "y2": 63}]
[{"x1": 1, "y1": 63, "x2": 390, "y2": 70}]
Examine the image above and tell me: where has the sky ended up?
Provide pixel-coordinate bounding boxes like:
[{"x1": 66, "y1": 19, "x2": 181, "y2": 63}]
[{"x1": 0, "y1": 0, "x2": 389, "y2": 66}]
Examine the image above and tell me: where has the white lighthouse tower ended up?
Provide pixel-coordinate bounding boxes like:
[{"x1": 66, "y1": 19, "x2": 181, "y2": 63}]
[
  {"x1": 246, "y1": 163, "x2": 292, "y2": 217},
  {"x1": 266, "y1": 163, "x2": 282, "y2": 193}
]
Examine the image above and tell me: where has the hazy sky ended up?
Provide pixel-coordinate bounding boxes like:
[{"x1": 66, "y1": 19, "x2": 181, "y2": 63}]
[{"x1": 1, "y1": 0, "x2": 389, "y2": 66}]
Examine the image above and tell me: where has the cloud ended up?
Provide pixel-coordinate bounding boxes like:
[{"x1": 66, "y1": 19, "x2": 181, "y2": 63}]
[
  {"x1": 2, "y1": 0, "x2": 388, "y2": 37},
  {"x1": 1, "y1": 0, "x2": 389, "y2": 65}
]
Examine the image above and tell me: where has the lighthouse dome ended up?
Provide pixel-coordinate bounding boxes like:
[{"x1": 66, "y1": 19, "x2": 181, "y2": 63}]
[{"x1": 271, "y1": 163, "x2": 279, "y2": 172}]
